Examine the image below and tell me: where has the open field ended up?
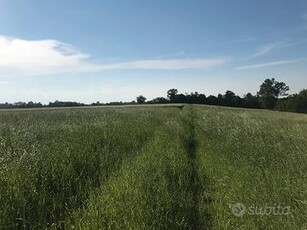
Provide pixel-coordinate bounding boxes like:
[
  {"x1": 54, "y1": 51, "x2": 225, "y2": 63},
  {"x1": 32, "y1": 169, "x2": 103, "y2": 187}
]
[{"x1": 0, "y1": 105, "x2": 307, "y2": 229}]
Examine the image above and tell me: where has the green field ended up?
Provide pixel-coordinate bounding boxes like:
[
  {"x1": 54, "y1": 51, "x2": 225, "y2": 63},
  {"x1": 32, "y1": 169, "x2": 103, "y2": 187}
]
[{"x1": 1, "y1": 105, "x2": 307, "y2": 229}]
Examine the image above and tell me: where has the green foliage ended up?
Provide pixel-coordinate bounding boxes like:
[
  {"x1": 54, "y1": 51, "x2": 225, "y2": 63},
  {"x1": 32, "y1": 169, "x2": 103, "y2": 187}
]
[
  {"x1": 167, "y1": 88, "x2": 178, "y2": 100},
  {"x1": 136, "y1": 95, "x2": 147, "y2": 104},
  {"x1": 258, "y1": 78, "x2": 289, "y2": 109},
  {"x1": 3, "y1": 78, "x2": 306, "y2": 113},
  {"x1": 276, "y1": 89, "x2": 307, "y2": 113}
]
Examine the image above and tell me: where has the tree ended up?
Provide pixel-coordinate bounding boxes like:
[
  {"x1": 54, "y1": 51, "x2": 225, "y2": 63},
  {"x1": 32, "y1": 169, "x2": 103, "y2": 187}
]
[
  {"x1": 206, "y1": 95, "x2": 218, "y2": 105},
  {"x1": 136, "y1": 95, "x2": 146, "y2": 104},
  {"x1": 27, "y1": 101, "x2": 35, "y2": 108},
  {"x1": 222, "y1": 90, "x2": 242, "y2": 107},
  {"x1": 150, "y1": 97, "x2": 168, "y2": 103},
  {"x1": 174, "y1": 93, "x2": 187, "y2": 103},
  {"x1": 258, "y1": 78, "x2": 289, "y2": 109},
  {"x1": 167, "y1": 89, "x2": 178, "y2": 102},
  {"x1": 223, "y1": 90, "x2": 236, "y2": 100},
  {"x1": 276, "y1": 89, "x2": 307, "y2": 113},
  {"x1": 295, "y1": 89, "x2": 307, "y2": 113},
  {"x1": 14, "y1": 101, "x2": 27, "y2": 108},
  {"x1": 244, "y1": 93, "x2": 260, "y2": 108}
]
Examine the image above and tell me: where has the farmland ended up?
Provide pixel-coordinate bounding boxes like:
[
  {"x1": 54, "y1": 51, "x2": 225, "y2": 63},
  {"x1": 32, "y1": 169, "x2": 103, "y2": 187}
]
[{"x1": 0, "y1": 105, "x2": 307, "y2": 229}]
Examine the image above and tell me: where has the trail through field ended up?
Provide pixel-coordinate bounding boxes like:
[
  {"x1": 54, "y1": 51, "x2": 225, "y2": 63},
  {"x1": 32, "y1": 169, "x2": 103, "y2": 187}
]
[
  {"x1": 69, "y1": 106, "x2": 207, "y2": 229},
  {"x1": 182, "y1": 106, "x2": 202, "y2": 229}
]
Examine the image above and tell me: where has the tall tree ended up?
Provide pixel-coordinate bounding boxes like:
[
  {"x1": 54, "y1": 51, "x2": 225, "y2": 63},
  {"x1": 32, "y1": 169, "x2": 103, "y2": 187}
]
[
  {"x1": 136, "y1": 95, "x2": 147, "y2": 104},
  {"x1": 167, "y1": 89, "x2": 178, "y2": 102},
  {"x1": 258, "y1": 78, "x2": 289, "y2": 109}
]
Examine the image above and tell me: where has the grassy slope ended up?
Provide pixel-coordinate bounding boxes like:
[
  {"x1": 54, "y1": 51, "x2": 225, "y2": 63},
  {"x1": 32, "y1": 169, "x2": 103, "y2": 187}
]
[{"x1": 0, "y1": 105, "x2": 306, "y2": 229}]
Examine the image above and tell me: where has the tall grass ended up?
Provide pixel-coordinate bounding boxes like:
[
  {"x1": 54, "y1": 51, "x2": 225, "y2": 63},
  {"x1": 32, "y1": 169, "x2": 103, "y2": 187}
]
[
  {"x1": 69, "y1": 108, "x2": 198, "y2": 229},
  {"x1": 1, "y1": 105, "x2": 307, "y2": 229},
  {"x1": 0, "y1": 107, "x2": 174, "y2": 229},
  {"x1": 195, "y1": 106, "x2": 307, "y2": 229}
]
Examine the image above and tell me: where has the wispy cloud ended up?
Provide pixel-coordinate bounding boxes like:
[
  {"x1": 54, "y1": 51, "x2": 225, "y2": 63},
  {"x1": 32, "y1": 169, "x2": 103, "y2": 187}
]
[
  {"x1": 236, "y1": 58, "x2": 307, "y2": 70},
  {"x1": 249, "y1": 42, "x2": 282, "y2": 58},
  {"x1": 92, "y1": 58, "x2": 228, "y2": 71},
  {"x1": 279, "y1": 40, "x2": 307, "y2": 48},
  {"x1": 249, "y1": 40, "x2": 307, "y2": 58},
  {"x1": 0, "y1": 35, "x2": 228, "y2": 76}
]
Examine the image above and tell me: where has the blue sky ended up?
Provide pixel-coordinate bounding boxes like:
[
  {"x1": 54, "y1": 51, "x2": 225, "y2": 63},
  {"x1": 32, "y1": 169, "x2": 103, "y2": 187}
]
[{"x1": 0, "y1": 0, "x2": 307, "y2": 103}]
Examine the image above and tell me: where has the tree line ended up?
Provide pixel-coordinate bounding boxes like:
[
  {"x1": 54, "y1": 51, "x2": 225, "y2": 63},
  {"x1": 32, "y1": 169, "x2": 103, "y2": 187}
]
[
  {"x1": 0, "y1": 100, "x2": 85, "y2": 109},
  {"x1": 137, "y1": 78, "x2": 307, "y2": 113},
  {"x1": 0, "y1": 78, "x2": 306, "y2": 113}
]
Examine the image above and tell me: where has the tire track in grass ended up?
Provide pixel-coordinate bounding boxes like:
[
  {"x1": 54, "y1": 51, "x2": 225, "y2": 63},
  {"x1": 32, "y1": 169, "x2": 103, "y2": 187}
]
[
  {"x1": 183, "y1": 106, "x2": 200, "y2": 229},
  {"x1": 183, "y1": 105, "x2": 213, "y2": 230},
  {"x1": 67, "y1": 105, "x2": 214, "y2": 229},
  {"x1": 69, "y1": 109, "x2": 199, "y2": 229}
]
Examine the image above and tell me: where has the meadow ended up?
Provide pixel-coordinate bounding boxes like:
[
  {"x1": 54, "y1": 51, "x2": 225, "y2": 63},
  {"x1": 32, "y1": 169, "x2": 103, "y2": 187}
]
[{"x1": 0, "y1": 105, "x2": 306, "y2": 229}]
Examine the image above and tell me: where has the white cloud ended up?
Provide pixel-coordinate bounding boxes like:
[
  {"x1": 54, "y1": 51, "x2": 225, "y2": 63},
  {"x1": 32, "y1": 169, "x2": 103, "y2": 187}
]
[
  {"x1": 93, "y1": 58, "x2": 228, "y2": 71},
  {"x1": 236, "y1": 58, "x2": 307, "y2": 70},
  {"x1": 0, "y1": 35, "x2": 89, "y2": 75},
  {"x1": 249, "y1": 40, "x2": 307, "y2": 58},
  {"x1": 249, "y1": 42, "x2": 282, "y2": 58},
  {"x1": 0, "y1": 35, "x2": 228, "y2": 76}
]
